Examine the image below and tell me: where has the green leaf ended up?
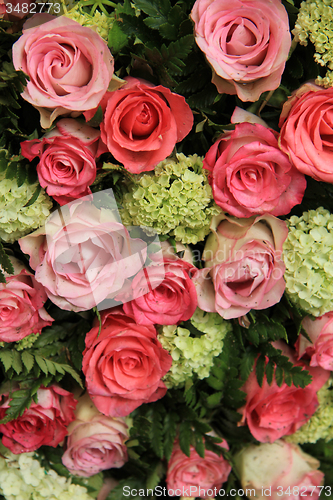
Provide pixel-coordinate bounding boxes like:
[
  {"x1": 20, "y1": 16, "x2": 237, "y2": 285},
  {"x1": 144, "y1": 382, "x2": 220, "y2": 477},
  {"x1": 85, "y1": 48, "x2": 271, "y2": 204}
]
[
  {"x1": 163, "y1": 412, "x2": 178, "y2": 461},
  {"x1": 179, "y1": 420, "x2": 192, "y2": 457},
  {"x1": 275, "y1": 364, "x2": 284, "y2": 387},
  {"x1": 11, "y1": 350, "x2": 22, "y2": 375},
  {"x1": 255, "y1": 354, "x2": 266, "y2": 387},
  {"x1": 265, "y1": 360, "x2": 275, "y2": 385},
  {"x1": 108, "y1": 22, "x2": 129, "y2": 53},
  {"x1": 133, "y1": 0, "x2": 171, "y2": 18},
  {"x1": 61, "y1": 364, "x2": 83, "y2": 388},
  {"x1": 21, "y1": 351, "x2": 34, "y2": 373},
  {"x1": 34, "y1": 355, "x2": 48, "y2": 375},
  {"x1": 0, "y1": 350, "x2": 13, "y2": 371},
  {"x1": 16, "y1": 164, "x2": 27, "y2": 187},
  {"x1": 5, "y1": 161, "x2": 17, "y2": 179},
  {"x1": 239, "y1": 350, "x2": 256, "y2": 381},
  {"x1": 24, "y1": 184, "x2": 41, "y2": 207},
  {"x1": 149, "y1": 409, "x2": 164, "y2": 458},
  {"x1": 194, "y1": 431, "x2": 205, "y2": 458},
  {"x1": 86, "y1": 106, "x2": 103, "y2": 128},
  {"x1": 205, "y1": 391, "x2": 223, "y2": 408}
]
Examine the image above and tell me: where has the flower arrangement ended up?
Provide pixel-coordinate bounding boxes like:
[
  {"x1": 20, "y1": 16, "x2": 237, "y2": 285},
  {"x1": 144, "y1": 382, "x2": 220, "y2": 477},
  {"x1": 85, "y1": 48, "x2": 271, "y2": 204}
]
[{"x1": 1, "y1": 0, "x2": 333, "y2": 499}]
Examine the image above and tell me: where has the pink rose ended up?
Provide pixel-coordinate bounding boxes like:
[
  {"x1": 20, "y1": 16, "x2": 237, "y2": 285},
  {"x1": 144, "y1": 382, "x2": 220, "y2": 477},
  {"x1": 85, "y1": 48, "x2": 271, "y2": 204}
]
[
  {"x1": 0, "y1": 256, "x2": 53, "y2": 342},
  {"x1": 279, "y1": 83, "x2": 333, "y2": 182},
  {"x1": 20, "y1": 119, "x2": 106, "y2": 206},
  {"x1": 191, "y1": 0, "x2": 291, "y2": 102},
  {"x1": 122, "y1": 257, "x2": 197, "y2": 325},
  {"x1": 203, "y1": 122, "x2": 306, "y2": 218},
  {"x1": 239, "y1": 342, "x2": 330, "y2": 443},
  {"x1": 235, "y1": 440, "x2": 324, "y2": 500},
  {"x1": 19, "y1": 198, "x2": 147, "y2": 312},
  {"x1": 166, "y1": 440, "x2": 231, "y2": 498},
  {"x1": 0, "y1": 385, "x2": 77, "y2": 453},
  {"x1": 12, "y1": 15, "x2": 114, "y2": 127},
  {"x1": 82, "y1": 307, "x2": 172, "y2": 417},
  {"x1": 62, "y1": 392, "x2": 128, "y2": 477},
  {"x1": 297, "y1": 313, "x2": 333, "y2": 371},
  {"x1": 99, "y1": 77, "x2": 193, "y2": 174},
  {"x1": 193, "y1": 213, "x2": 287, "y2": 319}
]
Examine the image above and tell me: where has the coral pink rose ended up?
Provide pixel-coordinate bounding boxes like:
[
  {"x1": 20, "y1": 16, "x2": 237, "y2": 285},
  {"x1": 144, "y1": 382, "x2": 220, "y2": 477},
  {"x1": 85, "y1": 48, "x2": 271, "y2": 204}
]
[
  {"x1": 82, "y1": 307, "x2": 172, "y2": 417},
  {"x1": 235, "y1": 440, "x2": 324, "y2": 500},
  {"x1": 122, "y1": 258, "x2": 197, "y2": 325},
  {"x1": 21, "y1": 119, "x2": 106, "y2": 206},
  {"x1": 239, "y1": 342, "x2": 330, "y2": 443},
  {"x1": 0, "y1": 385, "x2": 77, "y2": 454},
  {"x1": 12, "y1": 15, "x2": 114, "y2": 127},
  {"x1": 193, "y1": 213, "x2": 287, "y2": 319},
  {"x1": 296, "y1": 313, "x2": 333, "y2": 371},
  {"x1": 99, "y1": 77, "x2": 193, "y2": 174},
  {"x1": 62, "y1": 392, "x2": 128, "y2": 477},
  {"x1": 191, "y1": 0, "x2": 291, "y2": 102},
  {"x1": 204, "y1": 122, "x2": 306, "y2": 218},
  {"x1": 19, "y1": 198, "x2": 147, "y2": 312},
  {"x1": 167, "y1": 440, "x2": 231, "y2": 498},
  {"x1": 279, "y1": 83, "x2": 333, "y2": 183},
  {"x1": 0, "y1": 256, "x2": 53, "y2": 342}
]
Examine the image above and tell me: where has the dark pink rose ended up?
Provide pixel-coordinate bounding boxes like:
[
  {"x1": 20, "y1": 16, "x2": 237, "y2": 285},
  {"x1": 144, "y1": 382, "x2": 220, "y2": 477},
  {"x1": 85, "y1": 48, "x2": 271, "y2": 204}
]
[
  {"x1": 0, "y1": 385, "x2": 77, "y2": 453},
  {"x1": 193, "y1": 213, "x2": 287, "y2": 319},
  {"x1": 297, "y1": 313, "x2": 333, "y2": 371},
  {"x1": 203, "y1": 122, "x2": 306, "y2": 218},
  {"x1": 122, "y1": 258, "x2": 197, "y2": 325},
  {"x1": 239, "y1": 342, "x2": 330, "y2": 443},
  {"x1": 191, "y1": 0, "x2": 291, "y2": 102},
  {"x1": 279, "y1": 83, "x2": 333, "y2": 183},
  {"x1": 21, "y1": 119, "x2": 106, "y2": 206},
  {"x1": 167, "y1": 440, "x2": 231, "y2": 498},
  {"x1": 82, "y1": 307, "x2": 172, "y2": 417},
  {"x1": 99, "y1": 77, "x2": 193, "y2": 174},
  {"x1": 0, "y1": 256, "x2": 53, "y2": 342},
  {"x1": 62, "y1": 392, "x2": 128, "y2": 477},
  {"x1": 12, "y1": 15, "x2": 114, "y2": 126}
]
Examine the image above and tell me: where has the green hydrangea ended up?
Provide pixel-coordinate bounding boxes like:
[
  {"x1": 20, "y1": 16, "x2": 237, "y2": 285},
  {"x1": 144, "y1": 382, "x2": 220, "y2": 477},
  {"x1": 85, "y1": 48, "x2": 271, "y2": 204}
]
[
  {"x1": 0, "y1": 174, "x2": 52, "y2": 243},
  {"x1": 0, "y1": 444, "x2": 92, "y2": 500},
  {"x1": 293, "y1": 0, "x2": 333, "y2": 87},
  {"x1": 286, "y1": 378, "x2": 333, "y2": 444},
  {"x1": 63, "y1": 2, "x2": 113, "y2": 41},
  {"x1": 158, "y1": 308, "x2": 231, "y2": 388},
  {"x1": 120, "y1": 154, "x2": 221, "y2": 244},
  {"x1": 15, "y1": 333, "x2": 40, "y2": 351},
  {"x1": 283, "y1": 207, "x2": 333, "y2": 316}
]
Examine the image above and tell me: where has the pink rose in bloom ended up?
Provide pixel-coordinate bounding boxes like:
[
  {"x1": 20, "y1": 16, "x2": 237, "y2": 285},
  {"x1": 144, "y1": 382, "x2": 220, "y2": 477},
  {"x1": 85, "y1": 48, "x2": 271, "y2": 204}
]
[
  {"x1": 191, "y1": 0, "x2": 291, "y2": 102},
  {"x1": 122, "y1": 258, "x2": 197, "y2": 325},
  {"x1": 62, "y1": 392, "x2": 128, "y2": 477},
  {"x1": 0, "y1": 256, "x2": 53, "y2": 342},
  {"x1": 166, "y1": 440, "x2": 231, "y2": 498},
  {"x1": 235, "y1": 440, "x2": 324, "y2": 500},
  {"x1": 82, "y1": 307, "x2": 172, "y2": 417},
  {"x1": 279, "y1": 83, "x2": 333, "y2": 183},
  {"x1": 20, "y1": 119, "x2": 106, "y2": 206},
  {"x1": 239, "y1": 342, "x2": 330, "y2": 443},
  {"x1": 12, "y1": 15, "x2": 114, "y2": 127},
  {"x1": 0, "y1": 385, "x2": 77, "y2": 454},
  {"x1": 99, "y1": 77, "x2": 193, "y2": 174},
  {"x1": 296, "y1": 313, "x2": 333, "y2": 371},
  {"x1": 203, "y1": 122, "x2": 306, "y2": 218},
  {"x1": 19, "y1": 198, "x2": 147, "y2": 312},
  {"x1": 193, "y1": 213, "x2": 287, "y2": 319}
]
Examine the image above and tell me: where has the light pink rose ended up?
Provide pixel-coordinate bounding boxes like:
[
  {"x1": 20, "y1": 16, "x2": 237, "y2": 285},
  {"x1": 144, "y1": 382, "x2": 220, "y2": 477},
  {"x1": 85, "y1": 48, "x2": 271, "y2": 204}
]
[
  {"x1": 122, "y1": 257, "x2": 197, "y2": 325},
  {"x1": 203, "y1": 122, "x2": 306, "y2": 218},
  {"x1": 279, "y1": 83, "x2": 333, "y2": 182},
  {"x1": 21, "y1": 119, "x2": 106, "y2": 206},
  {"x1": 235, "y1": 440, "x2": 324, "y2": 500},
  {"x1": 82, "y1": 307, "x2": 172, "y2": 417},
  {"x1": 0, "y1": 256, "x2": 53, "y2": 342},
  {"x1": 0, "y1": 384, "x2": 77, "y2": 454},
  {"x1": 191, "y1": 0, "x2": 291, "y2": 102},
  {"x1": 296, "y1": 313, "x2": 333, "y2": 371},
  {"x1": 166, "y1": 439, "x2": 231, "y2": 498},
  {"x1": 193, "y1": 213, "x2": 287, "y2": 319},
  {"x1": 99, "y1": 77, "x2": 193, "y2": 174},
  {"x1": 19, "y1": 198, "x2": 147, "y2": 312},
  {"x1": 239, "y1": 342, "x2": 330, "y2": 443},
  {"x1": 12, "y1": 15, "x2": 114, "y2": 126},
  {"x1": 62, "y1": 392, "x2": 128, "y2": 477}
]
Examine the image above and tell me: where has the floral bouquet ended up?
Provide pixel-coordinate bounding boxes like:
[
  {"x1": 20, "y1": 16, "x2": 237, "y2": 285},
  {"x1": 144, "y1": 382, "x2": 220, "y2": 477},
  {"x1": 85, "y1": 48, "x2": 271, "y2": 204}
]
[{"x1": 1, "y1": 0, "x2": 333, "y2": 499}]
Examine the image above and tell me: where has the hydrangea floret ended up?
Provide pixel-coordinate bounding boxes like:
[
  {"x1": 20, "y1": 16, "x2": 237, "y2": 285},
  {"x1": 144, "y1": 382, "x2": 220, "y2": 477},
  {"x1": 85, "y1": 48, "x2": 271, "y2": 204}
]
[
  {"x1": 0, "y1": 445, "x2": 92, "y2": 500},
  {"x1": 0, "y1": 173, "x2": 52, "y2": 243},
  {"x1": 158, "y1": 308, "x2": 231, "y2": 388},
  {"x1": 293, "y1": 0, "x2": 333, "y2": 87},
  {"x1": 283, "y1": 207, "x2": 333, "y2": 316},
  {"x1": 15, "y1": 333, "x2": 40, "y2": 351},
  {"x1": 286, "y1": 378, "x2": 333, "y2": 444},
  {"x1": 120, "y1": 154, "x2": 221, "y2": 244}
]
